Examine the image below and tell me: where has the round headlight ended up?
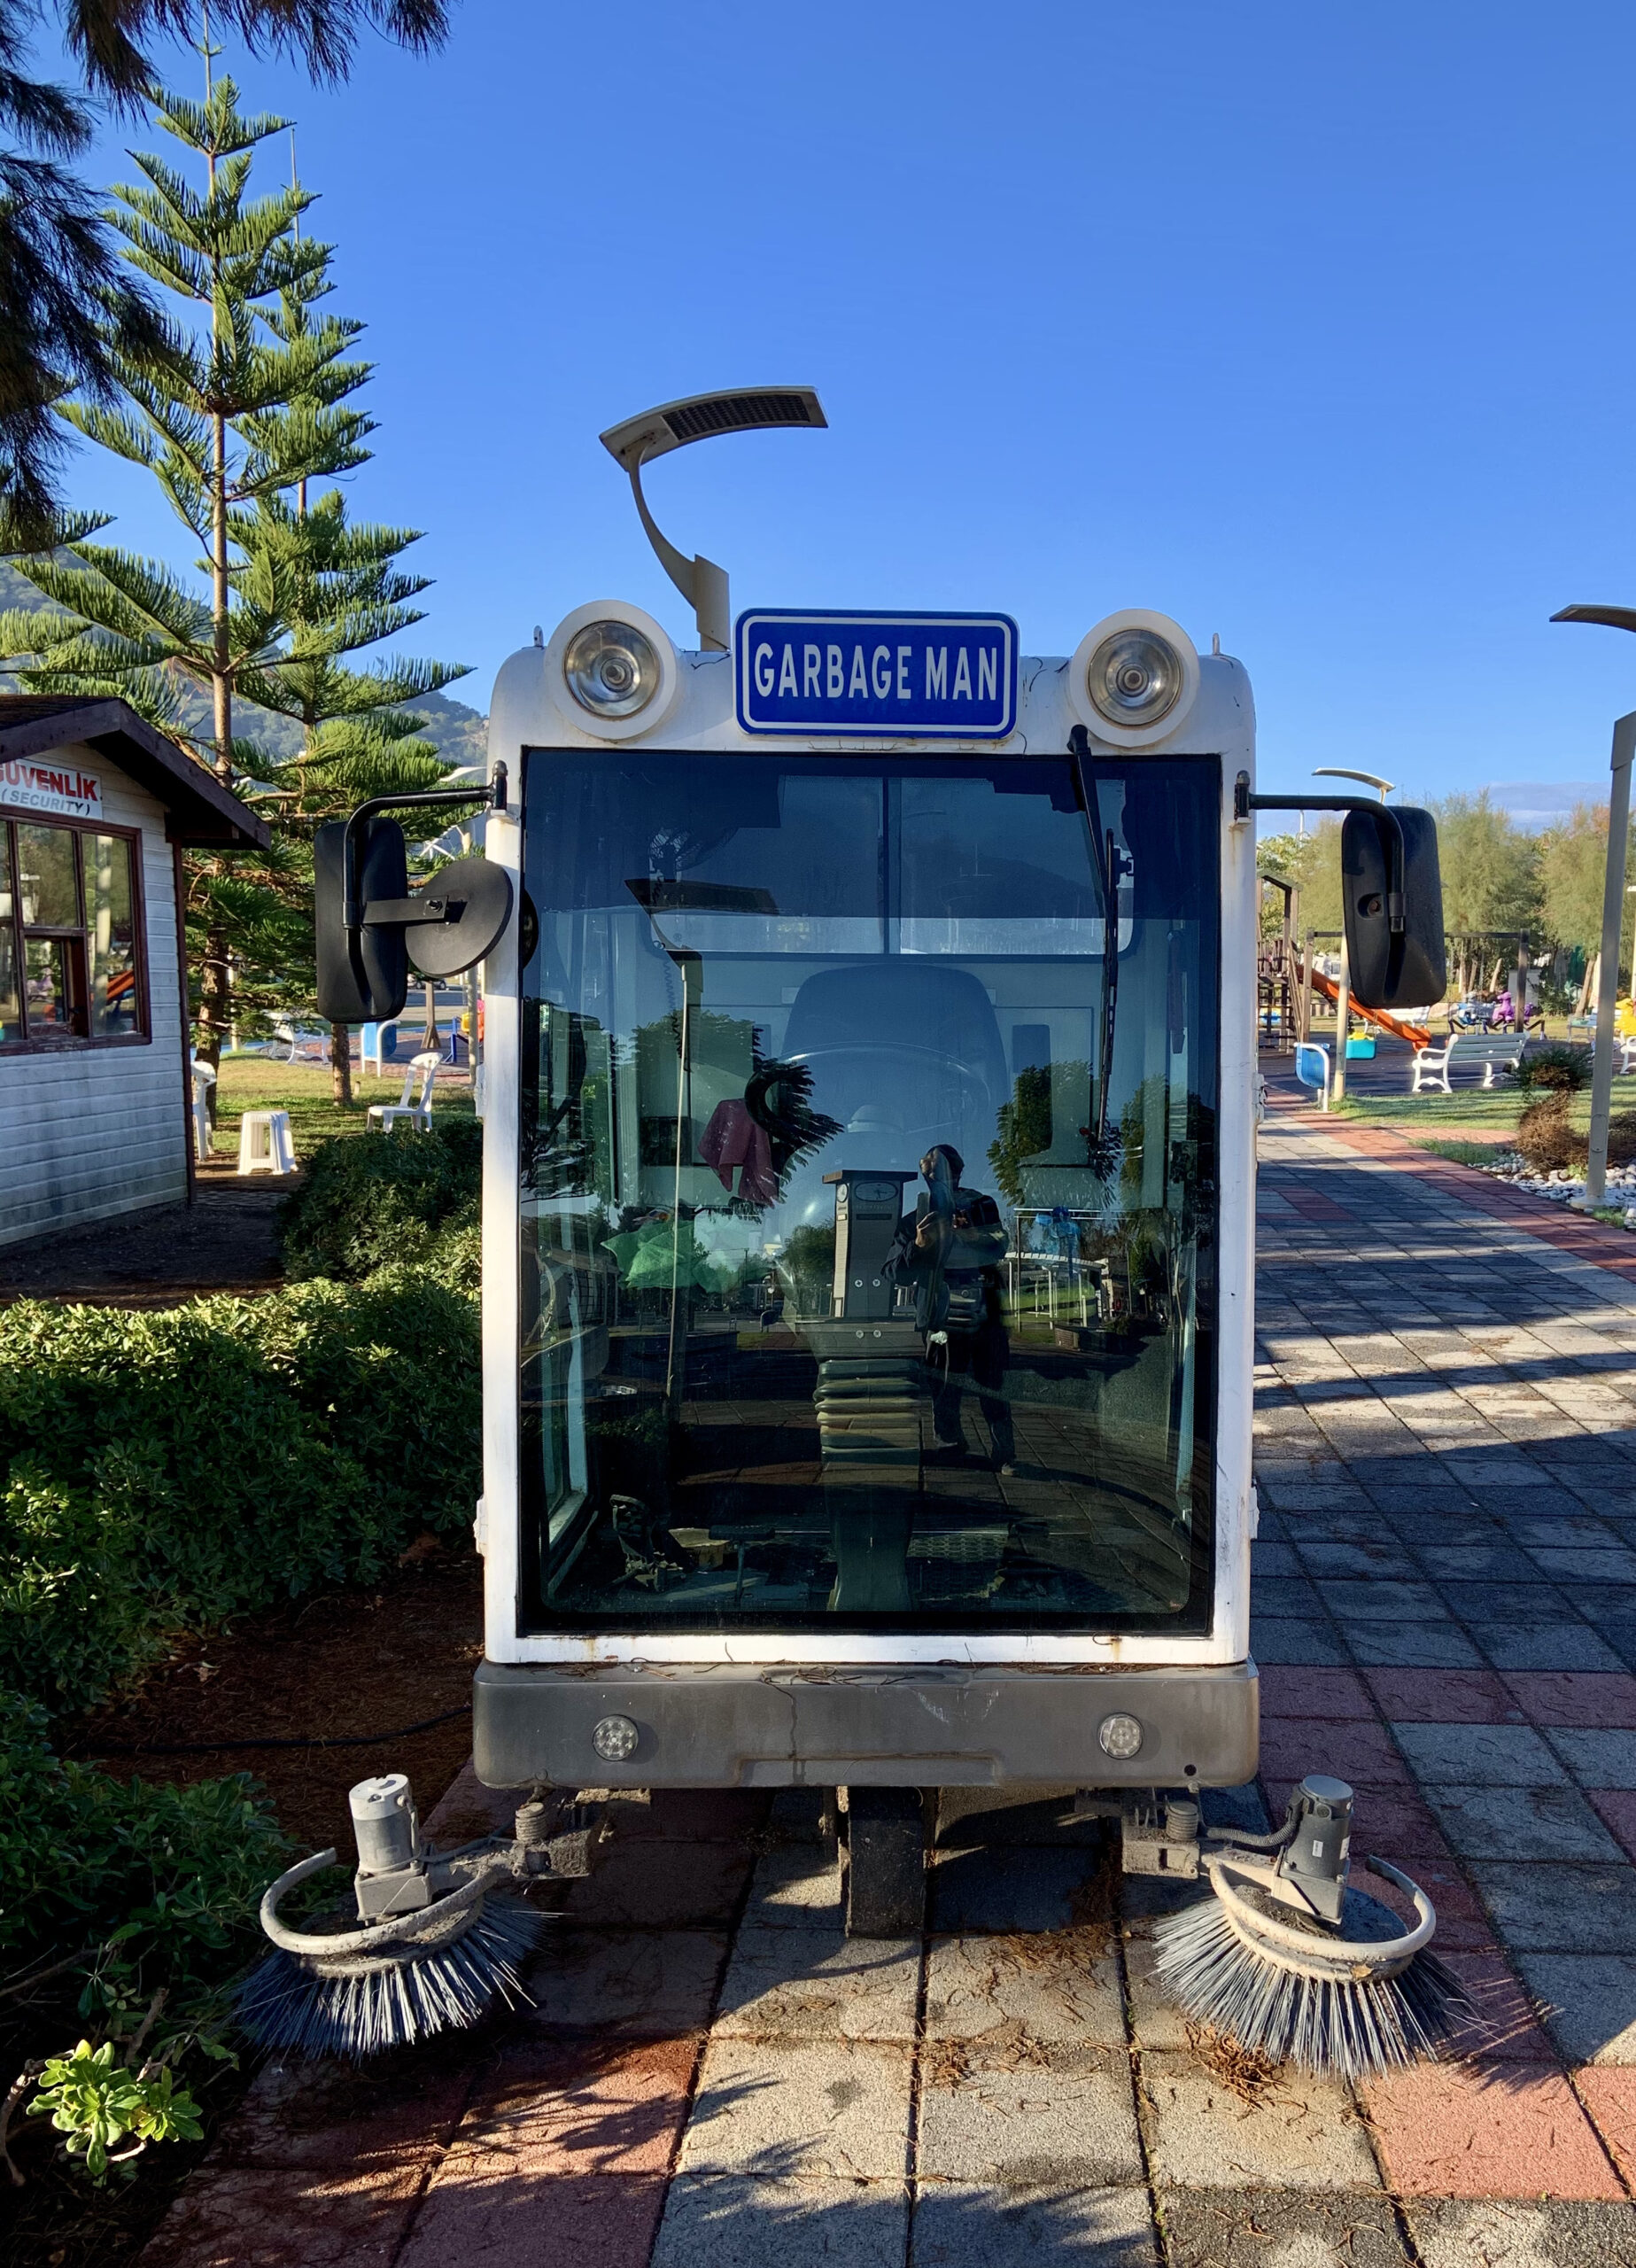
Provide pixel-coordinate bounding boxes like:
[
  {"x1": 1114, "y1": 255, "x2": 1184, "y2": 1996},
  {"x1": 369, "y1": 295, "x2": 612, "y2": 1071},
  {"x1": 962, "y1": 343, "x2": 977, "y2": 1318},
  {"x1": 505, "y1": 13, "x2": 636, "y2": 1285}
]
[
  {"x1": 564, "y1": 620, "x2": 661, "y2": 718},
  {"x1": 1097, "y1": 1712, "x2": 1144, "y2": 1760},
  {"x1": 1086, "y1": 629, "x2": 1183, "y2": 729},
  {"x1": 592, "y1": 1713, "x2": 640, "y2": 1764}
]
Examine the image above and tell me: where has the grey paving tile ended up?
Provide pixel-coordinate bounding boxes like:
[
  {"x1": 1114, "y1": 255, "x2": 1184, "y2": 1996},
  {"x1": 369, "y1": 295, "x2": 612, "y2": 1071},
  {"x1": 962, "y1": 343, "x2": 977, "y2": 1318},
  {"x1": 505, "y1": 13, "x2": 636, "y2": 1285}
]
[
  {"x1": 713, "y1": 1927, "x2": 919, "y2": 2044},
  {"x1": 1479, "y1": 1626, "x2": 1629, "y2": 1673},
  {"x1": 1158, "y1": 2188, "x2": 1411, "y2": 2267},
  {"x1": 1531, "y1": 1546, "x2": 1636, "y2": 1583},
  {"x1": 1438, "y1": 1582, "x2": 1583, "y2": 1624},
  {"x1": 1424, "y1": 1783, "x2": 1626, "y2": 1861},
  {"x1": 680, "y1": 2037, "x2": 911, "y2": 2179},
  {"x1": 1323, "y1": 1580, "x2": 1448, "y2": 1621},
  {"x1": 1406, "y1": 2198, "x2": 1636, "y2": 2268},
  {"x1": 1138, "y1": 2052, "x2": 1379, "y2": 2190},
  {"x1": 929, "y1": 1845, "x2": 1105, "y2": 1935},
  {"x1": 1392, "y1": 1722, "x2": 1569, "y2": 1787},
  {"x1": 911, "y1": 2183, "x2": 1157, "y2": 2266},
  {"x1": 652, "y1": 2174, "x2": 909, "y2": 2268},
  {"x1": 924, "y1": 1932, "x2": 1126, "y2": 2048},
  {"x1": 1469, "y1": 1861, "x2": 1636, "y2": 1952},
  {"x1": 1251, "y1": 1577, "x2": 1329, "y2": 1616},
  {"x1": 1248, "y1": 1618, "x2": 1352, "y2": 1666},
  {"x1": 1345, "y1": 1623, "x2": 1484, "y2": 1668},
  {"x1": 514, "y1": 1927, "x2": 727, "y2": 2038},
  {"x1": 1291, "y1": 1541, "x2": 1404, "y2": 1579},
  {"x1": 1543, "y1": 1727, "x2": 1636, "y2": 1789},
  {"x1": 916, "y1": 2045, "x2": 1142, "y2": 2187},
  {"x1": 741, "y1": 1846, "x2": 845, "y2": 1931},
  {"x1": 1511, "y1": 1952, "x2": 1636, "y2": 2065}
]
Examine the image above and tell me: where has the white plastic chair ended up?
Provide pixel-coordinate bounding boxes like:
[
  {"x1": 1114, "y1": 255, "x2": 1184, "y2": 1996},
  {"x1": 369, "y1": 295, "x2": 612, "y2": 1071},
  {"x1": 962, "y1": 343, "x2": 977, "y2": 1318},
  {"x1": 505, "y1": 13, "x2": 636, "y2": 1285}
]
[
  {"x1": 1620, "y1": 1037, "x2": 1636, "y2": 1076},
  {"x1": 190, "y1": 1059, "x2": 216, "y2": 1164},
  {"x1": 367, "y1": 1050, "x2": 440, "y2": 1134},
  {"x1": 238, "y1": 1109, "x2": 296, "y2": 1175},
  {"x1": 1410, "y1": 1033, "x2": 1459, "y2": 1095}
]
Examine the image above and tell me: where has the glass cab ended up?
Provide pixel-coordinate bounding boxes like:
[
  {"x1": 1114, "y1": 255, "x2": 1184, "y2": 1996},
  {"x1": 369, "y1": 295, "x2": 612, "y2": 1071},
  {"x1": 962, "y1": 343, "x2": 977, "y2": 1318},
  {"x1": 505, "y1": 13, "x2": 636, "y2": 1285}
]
[{"x1": 516, "y1": 746, "x2": 1221, "y2": 1643}]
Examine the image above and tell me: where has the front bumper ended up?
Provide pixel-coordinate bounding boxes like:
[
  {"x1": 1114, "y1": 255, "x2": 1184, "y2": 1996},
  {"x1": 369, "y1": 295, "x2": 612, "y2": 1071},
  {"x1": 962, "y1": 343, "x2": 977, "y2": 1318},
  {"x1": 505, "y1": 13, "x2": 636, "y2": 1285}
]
[{"x1": 473, "y1": 1658, "x2": 1258, "y2": 1790}]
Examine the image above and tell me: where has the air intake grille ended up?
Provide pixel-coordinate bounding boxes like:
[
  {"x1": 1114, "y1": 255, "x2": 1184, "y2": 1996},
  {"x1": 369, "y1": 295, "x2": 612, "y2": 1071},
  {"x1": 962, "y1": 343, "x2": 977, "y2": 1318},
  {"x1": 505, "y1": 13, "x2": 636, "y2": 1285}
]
[{"x1": 663, "y1": 392, "x2": 816, "y2": 443}]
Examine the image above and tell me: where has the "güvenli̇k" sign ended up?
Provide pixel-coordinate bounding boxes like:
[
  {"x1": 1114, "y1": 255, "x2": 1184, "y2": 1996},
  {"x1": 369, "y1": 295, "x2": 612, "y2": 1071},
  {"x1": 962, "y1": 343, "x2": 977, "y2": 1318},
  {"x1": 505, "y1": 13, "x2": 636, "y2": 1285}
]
[{"x1": 0, "y1": 758, "x2": 103, "y2": 820}]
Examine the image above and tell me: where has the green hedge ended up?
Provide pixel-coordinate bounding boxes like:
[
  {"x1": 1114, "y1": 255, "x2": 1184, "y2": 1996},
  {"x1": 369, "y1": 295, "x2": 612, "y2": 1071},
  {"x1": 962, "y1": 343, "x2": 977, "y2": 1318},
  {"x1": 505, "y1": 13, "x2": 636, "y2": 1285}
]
[
  {"x1": 0, "y1": 1691, "x2": 288, "y2": 2018},
  {"x1": 0, "y1": 1266, "x2": 481, "y2": 1718},
  {"x1": 279, "y1": 1121, "x2": 483, "y2": 1281}
]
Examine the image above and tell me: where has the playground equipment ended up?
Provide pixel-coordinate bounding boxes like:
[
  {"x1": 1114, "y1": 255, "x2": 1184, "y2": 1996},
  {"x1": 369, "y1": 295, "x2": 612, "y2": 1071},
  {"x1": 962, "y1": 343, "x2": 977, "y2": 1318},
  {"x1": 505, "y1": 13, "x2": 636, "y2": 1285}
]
[
  {"x1": 267, "y1": 387, "x2": 1457, "y2": 2076},
  {"x1": 1306, "y1": 965, "x2": 1430, "y2": 1051}
]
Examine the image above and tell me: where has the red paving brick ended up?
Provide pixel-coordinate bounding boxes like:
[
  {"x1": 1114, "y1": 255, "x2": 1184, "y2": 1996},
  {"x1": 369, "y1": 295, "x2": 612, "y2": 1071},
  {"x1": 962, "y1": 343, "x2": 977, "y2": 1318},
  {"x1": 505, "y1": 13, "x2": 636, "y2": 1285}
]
[
  {"x1": 1363, "y1": 1667, "x2": 1522, "y2": 1724},
  {"x1": 209, "y1": 2054, "x2": 473, "y2": 2171},
  {"x1": 397, "y1": 2169, "x2": 668, "y2": 2268},
  {"x1": 1437, "y1": 1952, "x2": 1559, "y2": 2063},
  {"x1": 1255, "y1": 1663, "x2": 1374, "y2": 1719},
  {"x1": 1588, "y1": 1789, "x2": 1636, "y2": 1862},
  {"x1": 1574, "y1": 2068, "x2": 1636, "y2": 2194},
  {"x1": 1362, "y1": 2062, "x2": 1626, "y2": 2199},
  {"x1": 1344, "y1": 1787, "x2": 1461, "y2": 1862},
  {"x1": 1503, "y1": 1673, "x2": 1636, "y2": 1728},
  {"x1": 1357, "y1": 1852, "x2": 1498, "y2": 1951},
  {"x1": 138, "y1": 2163, "x2": 425, "y2": 2266},
  {"x1": 1259, "y1": 1716, "x2": 1411, "y2": 1787},
  {"x1": 461, "y1": 2036, "x2": 700, "y2": 2175}
]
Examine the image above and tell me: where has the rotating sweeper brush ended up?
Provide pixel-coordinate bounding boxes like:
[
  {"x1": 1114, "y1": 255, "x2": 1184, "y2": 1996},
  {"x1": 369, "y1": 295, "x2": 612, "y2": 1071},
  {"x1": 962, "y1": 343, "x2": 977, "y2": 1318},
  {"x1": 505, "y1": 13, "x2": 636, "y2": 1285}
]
[
  {"x1": 1152, "y1": 1775, "x2": 1470, "y2": 2083},
  {"x1": 238, "y1": 1774, "x2": 611, "y2": 2059}
]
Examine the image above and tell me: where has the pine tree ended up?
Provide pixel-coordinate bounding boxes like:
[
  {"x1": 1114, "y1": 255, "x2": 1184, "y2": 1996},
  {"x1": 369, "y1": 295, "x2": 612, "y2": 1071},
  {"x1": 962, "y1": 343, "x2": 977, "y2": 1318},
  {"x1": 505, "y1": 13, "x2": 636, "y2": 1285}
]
[
  {"x1": 239, "y1": 487, "x2": 471, "y2": 1102},
  {"x1": 0, "y1": 66, "x2": 373, "y2": 1066},
  {"x1": 0, "y1": 0, "x2": 448, "y2": 538}
]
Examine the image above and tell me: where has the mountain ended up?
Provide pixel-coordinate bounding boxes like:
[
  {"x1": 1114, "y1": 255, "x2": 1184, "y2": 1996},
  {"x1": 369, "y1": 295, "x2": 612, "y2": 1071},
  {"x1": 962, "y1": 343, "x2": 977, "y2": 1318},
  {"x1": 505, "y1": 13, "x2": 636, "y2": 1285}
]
[{"x1": 0, "y1": 560, "x2": 489, "y2": 769}]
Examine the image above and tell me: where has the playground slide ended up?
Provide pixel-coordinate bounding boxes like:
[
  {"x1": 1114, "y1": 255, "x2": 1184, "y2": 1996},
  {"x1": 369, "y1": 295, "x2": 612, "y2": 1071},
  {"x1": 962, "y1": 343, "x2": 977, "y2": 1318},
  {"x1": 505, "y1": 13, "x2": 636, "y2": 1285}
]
[{"x1": 1306, "y1": 967, "x2": 1431, "y2": 1050}]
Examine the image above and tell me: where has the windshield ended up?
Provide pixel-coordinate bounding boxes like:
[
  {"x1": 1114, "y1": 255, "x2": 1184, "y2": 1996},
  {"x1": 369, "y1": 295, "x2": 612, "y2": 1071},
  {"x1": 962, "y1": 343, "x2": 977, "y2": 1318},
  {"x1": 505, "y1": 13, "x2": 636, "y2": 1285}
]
[{"x1": 518, "y1": 750, "x2": 1219, "y2": 1635}]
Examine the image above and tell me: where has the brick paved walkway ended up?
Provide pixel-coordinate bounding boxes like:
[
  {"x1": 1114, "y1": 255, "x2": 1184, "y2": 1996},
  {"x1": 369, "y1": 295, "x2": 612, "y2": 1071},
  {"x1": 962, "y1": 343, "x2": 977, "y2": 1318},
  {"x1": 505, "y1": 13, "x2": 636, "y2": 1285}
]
[{"x1": 138, "y1": 1110, "x2": 1636, "y2": 2267}]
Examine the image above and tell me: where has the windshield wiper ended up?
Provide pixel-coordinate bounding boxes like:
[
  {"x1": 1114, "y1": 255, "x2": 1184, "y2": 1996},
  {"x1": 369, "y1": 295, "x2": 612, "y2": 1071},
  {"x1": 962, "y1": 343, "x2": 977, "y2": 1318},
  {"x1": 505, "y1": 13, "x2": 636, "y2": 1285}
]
[{"x1": 1068, "y1": 727, "x2": 1126, "y2": 1180}]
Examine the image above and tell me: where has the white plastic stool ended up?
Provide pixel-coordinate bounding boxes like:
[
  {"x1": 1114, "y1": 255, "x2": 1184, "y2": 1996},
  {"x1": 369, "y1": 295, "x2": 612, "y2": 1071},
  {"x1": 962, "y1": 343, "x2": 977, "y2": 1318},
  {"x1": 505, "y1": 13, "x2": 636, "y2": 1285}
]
[
  {"x1": 190, "y1": 1059, "x2": 217, "y2": 1163},
  {"x1": 238, "y1": 1108, "x2": 296, "y2": 1176}
]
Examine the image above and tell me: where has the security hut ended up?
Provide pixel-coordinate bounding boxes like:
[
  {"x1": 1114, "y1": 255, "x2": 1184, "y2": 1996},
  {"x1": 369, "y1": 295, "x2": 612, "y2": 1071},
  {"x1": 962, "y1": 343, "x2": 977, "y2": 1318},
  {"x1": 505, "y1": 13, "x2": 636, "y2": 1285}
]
[{"x1": 0, "y1": 695, "x2": 269, "y2": 1247}]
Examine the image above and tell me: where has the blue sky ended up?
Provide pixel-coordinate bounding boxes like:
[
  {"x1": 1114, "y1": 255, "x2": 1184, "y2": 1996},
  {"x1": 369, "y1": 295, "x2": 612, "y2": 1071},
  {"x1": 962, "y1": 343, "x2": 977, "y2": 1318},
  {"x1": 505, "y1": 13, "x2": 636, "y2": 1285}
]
[{"x1": 60, "y1": 0, "x2": 1634, "y2": 804}]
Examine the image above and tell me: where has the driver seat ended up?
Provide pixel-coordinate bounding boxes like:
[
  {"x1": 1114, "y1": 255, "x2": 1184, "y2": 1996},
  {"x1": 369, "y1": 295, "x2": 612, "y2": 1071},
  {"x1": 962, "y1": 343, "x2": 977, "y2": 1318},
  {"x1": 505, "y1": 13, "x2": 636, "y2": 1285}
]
[{"x1": 781, "y1": 961, "x2": 1009, "y2": 1130}]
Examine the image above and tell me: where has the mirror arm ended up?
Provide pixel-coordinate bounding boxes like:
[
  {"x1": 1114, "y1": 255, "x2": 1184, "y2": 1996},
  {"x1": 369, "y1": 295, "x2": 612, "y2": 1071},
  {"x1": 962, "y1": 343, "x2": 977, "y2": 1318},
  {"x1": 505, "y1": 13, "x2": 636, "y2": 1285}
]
[
  {"x1": 1234, "y1": 773, "x2": 1407, "y2": 936},
  {"x1": 1233, "y1": 772, "x2": 1384, "y2": 823},
  {"x1": 342, "y1": 762, "x2": 508, "y2": 938}
]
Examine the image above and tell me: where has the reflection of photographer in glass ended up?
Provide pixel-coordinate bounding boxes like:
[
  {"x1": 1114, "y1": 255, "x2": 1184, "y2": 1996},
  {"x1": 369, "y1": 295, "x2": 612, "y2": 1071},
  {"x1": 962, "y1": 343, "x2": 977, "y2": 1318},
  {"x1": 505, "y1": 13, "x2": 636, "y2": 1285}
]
[{"x1": 892, "y1": 1145, "x2": 1015, "y2": 1473}]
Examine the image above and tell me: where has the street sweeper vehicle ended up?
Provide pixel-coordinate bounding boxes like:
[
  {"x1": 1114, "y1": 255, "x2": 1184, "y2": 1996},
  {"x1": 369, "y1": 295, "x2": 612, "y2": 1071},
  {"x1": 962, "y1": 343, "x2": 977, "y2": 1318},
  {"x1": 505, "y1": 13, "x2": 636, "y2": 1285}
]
[{"x1": 248, "y1": 388, "x2": 1461, "y2": 2076}]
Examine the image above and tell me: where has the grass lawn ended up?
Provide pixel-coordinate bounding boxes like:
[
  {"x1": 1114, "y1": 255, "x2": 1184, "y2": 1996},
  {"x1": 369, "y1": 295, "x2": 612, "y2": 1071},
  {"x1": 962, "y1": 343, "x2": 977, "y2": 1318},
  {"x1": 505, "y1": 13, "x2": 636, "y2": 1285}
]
[
  {"x1": 208, "y1": 1054, "x2": 475, "y2": 1162},
  {"x1": 1324, "y1": 1072, "x2": 1636, "y2": 1159}
]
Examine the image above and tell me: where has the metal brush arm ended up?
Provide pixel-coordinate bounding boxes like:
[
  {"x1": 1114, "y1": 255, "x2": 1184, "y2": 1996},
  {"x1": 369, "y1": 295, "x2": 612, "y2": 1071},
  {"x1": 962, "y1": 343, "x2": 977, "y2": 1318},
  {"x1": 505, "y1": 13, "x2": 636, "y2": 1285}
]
[
  {"x1": 1206, "y1": 1851, "x2": 1436, "y2": 1977},
  {"x1": 259, "y1": 1845, "x2": 516, "y2": 1960}
]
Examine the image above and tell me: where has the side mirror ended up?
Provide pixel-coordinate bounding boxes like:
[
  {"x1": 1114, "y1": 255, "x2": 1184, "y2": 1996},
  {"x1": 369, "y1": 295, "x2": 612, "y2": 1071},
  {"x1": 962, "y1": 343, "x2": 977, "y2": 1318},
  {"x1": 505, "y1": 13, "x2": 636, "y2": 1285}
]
[
  {"x1": 315, "y1": 815, "x2": 408, "y2": 1023},
  {"x1": 314, "y1": 815, "x2": 516, "y2": 1024},
  {"x1": 1342, "y1": 805, "x2": 1446, "y2": 1010}
]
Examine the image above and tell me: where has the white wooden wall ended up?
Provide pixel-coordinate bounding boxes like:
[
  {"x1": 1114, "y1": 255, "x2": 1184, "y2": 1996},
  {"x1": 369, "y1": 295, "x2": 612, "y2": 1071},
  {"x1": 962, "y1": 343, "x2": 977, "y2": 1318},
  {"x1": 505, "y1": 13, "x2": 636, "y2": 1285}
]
[{"x1": 0, "y1": 747, "x2": 188, "y2": 1247}]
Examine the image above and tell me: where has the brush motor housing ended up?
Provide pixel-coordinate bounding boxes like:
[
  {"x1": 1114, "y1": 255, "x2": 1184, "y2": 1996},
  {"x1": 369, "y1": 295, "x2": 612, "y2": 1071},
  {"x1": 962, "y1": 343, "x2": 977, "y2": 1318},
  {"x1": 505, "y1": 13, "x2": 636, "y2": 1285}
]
[
  {"x1": 1276, "y1": 1773, "x2": 1353, "y2": 1923},
  {"x1": 350, "y1": 1773, "x2": 435, "y2": 1919}
]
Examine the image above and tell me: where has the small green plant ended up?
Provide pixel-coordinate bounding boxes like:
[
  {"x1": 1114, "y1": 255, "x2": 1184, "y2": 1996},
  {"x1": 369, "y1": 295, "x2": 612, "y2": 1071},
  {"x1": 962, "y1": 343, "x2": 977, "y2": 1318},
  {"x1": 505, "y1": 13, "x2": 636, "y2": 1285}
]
[
  {"x1": 1513, "y1": 1044, "x2": 1592, "y2": 1095},
  {"x1": 27, "y1": 2040, "x2": 202, "y2": 2183}
]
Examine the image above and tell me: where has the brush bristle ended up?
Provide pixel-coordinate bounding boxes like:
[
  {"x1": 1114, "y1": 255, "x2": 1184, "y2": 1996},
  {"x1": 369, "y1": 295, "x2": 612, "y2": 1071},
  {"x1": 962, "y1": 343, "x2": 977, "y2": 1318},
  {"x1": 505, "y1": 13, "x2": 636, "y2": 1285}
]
[
  {"x1": 237, "y1": 1899, "x2": 546, "y2": 2060},
  {"x1": 1152, "y1": 1891, "x2": 1471, "y2": 2083}
]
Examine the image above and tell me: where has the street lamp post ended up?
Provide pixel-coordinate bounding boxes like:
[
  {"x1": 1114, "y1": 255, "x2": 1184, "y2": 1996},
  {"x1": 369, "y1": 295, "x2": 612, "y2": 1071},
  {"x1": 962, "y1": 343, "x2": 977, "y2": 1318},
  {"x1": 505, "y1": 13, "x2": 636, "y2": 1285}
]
[
  {"x1": 1309, "y1": 769, "x2": 1394, "y2": 1102},
  {"x1": 1550, "y1": 607, "x2": 1636, "y2": 1209}
]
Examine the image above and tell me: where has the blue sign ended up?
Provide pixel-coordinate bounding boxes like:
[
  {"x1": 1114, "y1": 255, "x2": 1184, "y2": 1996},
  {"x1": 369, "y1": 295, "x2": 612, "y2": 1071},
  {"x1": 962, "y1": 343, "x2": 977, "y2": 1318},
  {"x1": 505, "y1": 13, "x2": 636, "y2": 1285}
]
[{"x1": 736, "y1": 610, "x2": 1019, "y2": 739}]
